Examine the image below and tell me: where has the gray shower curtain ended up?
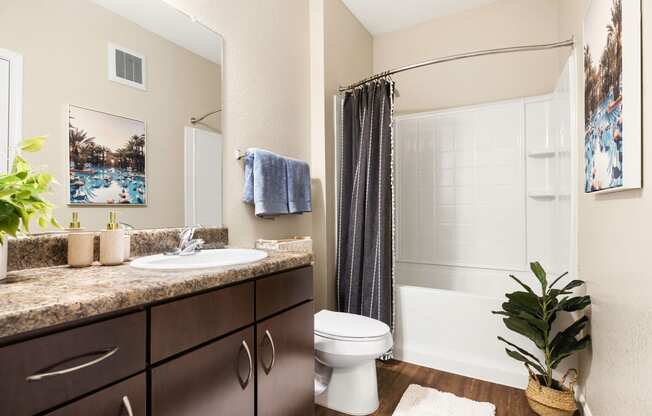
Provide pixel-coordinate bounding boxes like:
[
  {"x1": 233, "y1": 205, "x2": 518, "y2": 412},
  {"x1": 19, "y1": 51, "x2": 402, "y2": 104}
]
[{"x1": 336, "y1": 79, "x2": 395, "y2": 330}]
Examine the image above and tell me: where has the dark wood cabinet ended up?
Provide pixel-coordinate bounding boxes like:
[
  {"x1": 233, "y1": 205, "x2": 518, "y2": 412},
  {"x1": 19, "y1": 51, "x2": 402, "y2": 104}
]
[
  {"x1": 45, "y1": 373, "x2": 146, "y2": 416},
  {"x1": 1, "y1": 266, "x2": 313, "y2": 416},
  {"x1": 0, "y1": 312, "x2": 146, "y2": 415},
  {"x1": 151, "y1": 282, "x2": 254, "y2": 362},
  {"x1": 256, "y1": 267, "x2": 313, "y2": 320},
  {"x1": 152, "y1": 326, "x2": 255, "y2": 416},
  {"x1": 257, "y1": 301, "x2": 315, "y2": 416}
]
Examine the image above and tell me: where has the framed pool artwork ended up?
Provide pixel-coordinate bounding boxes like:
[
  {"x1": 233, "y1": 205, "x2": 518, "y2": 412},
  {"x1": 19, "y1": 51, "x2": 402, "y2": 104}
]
[
  {"x1": 583, "y1": 0, "x2": 641, "y2": 193},
  {"x1": 68, "y1": 105, "x2": 147, "y2": 205}
]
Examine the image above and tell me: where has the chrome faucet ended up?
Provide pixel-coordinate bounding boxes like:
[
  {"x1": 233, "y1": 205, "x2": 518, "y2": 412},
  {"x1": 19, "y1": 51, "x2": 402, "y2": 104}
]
[
  {"x1": 179, "y1": 226, "x2": 197, "y2": 249},
  {"x1": 179, "y1": 238, "x2": 204, "y2": 256},
  {"x1": 165, "y1": 226, "x2": 204, "y2": 256}
]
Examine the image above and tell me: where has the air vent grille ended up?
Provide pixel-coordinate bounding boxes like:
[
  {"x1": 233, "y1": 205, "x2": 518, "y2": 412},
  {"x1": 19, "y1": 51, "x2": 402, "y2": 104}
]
[
  {"x1": 108, "y1": 43, "x2": 146, "y2": 90},
  {"x1": 115, "y1": 49, "x2": 143, "y2": 84}
]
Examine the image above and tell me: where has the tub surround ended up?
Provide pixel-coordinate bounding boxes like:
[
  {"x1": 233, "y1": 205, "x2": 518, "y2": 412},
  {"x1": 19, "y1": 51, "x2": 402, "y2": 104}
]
[
  {"x1": 7, "y1": 227, "x2": 229, "y2": 271},
  {"x1": 0, "y1": 249, "x2": 312, "y2": 340}
]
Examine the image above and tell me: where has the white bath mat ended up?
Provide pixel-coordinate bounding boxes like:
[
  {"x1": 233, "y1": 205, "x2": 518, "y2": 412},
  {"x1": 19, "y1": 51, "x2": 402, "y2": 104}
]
[{"x1": 393, "y1": 384, "x2": 496, "y2": 416}]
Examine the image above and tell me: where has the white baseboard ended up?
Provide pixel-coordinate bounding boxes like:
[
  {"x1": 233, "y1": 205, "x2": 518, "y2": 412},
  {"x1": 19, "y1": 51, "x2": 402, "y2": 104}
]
[{"x1": 394, "y1": 347, "x2": 528, "y2": 389}]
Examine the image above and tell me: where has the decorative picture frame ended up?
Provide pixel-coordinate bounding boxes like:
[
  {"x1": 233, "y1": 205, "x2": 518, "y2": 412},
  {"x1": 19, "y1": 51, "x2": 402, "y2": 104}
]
[
  {"x1": 583, "y1": 0, "x2": 641, "y2": 193},
  {"x1": 67, "y1": 105, "x2": 147, "y2": 206}
]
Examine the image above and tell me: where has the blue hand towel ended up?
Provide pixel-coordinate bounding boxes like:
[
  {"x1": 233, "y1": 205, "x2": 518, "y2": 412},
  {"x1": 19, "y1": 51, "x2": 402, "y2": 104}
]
[
  {"x1": 286, "y1": 158, "x2": 312, "y2": 214},
  {"x1": 242, "y1": 149, "x2": 289, "y2": 216}
]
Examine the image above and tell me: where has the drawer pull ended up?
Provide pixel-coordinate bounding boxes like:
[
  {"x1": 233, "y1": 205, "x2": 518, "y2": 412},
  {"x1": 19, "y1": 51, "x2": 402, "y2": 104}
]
[
  {"x1": 26, "y1": 346, "x2": 119, "y2": 382},
  {"x1": 262, "y1": 330, "x2": 276, "y2": 375},
  {"x1": 122, "y1": 396, "x2": 134, "y2": 416},
  {"x1": 238, "y1": 340, "x2": 253, "y2": 389}
]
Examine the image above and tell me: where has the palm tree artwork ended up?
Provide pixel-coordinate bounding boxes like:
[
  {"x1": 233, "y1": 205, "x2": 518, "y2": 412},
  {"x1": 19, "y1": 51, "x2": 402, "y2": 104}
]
[
  {"x1": 583, "y1": 0, "x2": 626, "y2": 192},
  {"x1": 68, "y1": 106, "x2": 147, "y2": 205}
]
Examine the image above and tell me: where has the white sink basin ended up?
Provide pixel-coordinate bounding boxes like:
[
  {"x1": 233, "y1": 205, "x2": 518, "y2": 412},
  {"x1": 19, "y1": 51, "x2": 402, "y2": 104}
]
[{"x1": 130, "y1": 249, "x2": 268, "y2": 271}]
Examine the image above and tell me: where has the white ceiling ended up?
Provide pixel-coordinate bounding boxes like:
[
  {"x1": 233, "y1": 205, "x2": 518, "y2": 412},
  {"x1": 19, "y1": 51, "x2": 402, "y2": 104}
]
[
  {"x1": 92, "y1": 0, "x2": 222, "y2": 65},
  {"x1": 342, "y1": 0, "x2": 499, "y2": 35}
]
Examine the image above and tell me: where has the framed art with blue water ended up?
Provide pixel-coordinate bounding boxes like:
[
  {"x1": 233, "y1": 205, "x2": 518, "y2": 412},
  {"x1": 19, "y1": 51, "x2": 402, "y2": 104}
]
[
  {"x1": 584, "y1": 0, "x2": 641, "y2": 193},
  {"x1": 68, "y1": 105, "x2": 147, "y2": 205}
]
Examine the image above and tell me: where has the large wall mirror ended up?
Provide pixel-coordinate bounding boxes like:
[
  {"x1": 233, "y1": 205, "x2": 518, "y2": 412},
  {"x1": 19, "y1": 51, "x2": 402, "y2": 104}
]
[{"x1": 0, "y1": 0, "x2": 223, "y2": 230}]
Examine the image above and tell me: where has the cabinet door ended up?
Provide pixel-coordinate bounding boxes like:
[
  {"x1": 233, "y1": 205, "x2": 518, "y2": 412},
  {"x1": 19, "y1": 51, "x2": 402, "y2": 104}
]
[
  {"x1": 256, "y1": 266, "x2": 313, "y2": 320},
  {"x1": 152, "y1": 326, "x2": 255, "y2": 416},
  {"x1": 45, "y1": 373, "x2": 145, "y2": 416},
  {"x1": 151, "y1": 282, "x2": 254, "y2": 363},
  {"x1": 257, "y1": 301, "x2": 314, "y2": 416}
]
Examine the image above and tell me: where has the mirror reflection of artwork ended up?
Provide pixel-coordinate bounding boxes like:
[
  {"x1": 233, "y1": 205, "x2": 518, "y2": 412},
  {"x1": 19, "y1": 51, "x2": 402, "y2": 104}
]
[
  {"x1": 584, "y1": 0, "x2": 641, "y2": 193},
  {"x1": 68, "y1": 105, "x2": 147, "y2": 205}
]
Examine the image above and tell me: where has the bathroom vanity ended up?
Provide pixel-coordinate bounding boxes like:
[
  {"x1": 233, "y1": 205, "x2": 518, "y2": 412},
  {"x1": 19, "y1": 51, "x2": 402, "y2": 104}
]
[{"x1": 0, "y1": 251, "x2": 314, "y2": 416}]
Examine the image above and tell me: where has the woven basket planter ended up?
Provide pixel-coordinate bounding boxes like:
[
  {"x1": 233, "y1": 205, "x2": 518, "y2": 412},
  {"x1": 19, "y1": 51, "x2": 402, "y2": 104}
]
[{"x1": 525, "y1": 367, "x2": 578, "y2": 416}]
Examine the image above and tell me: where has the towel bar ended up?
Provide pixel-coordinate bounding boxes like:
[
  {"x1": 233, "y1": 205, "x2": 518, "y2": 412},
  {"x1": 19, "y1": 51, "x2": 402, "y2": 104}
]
[{"x1": 235, "y1": 149, "x2": 247, "y2": 160}]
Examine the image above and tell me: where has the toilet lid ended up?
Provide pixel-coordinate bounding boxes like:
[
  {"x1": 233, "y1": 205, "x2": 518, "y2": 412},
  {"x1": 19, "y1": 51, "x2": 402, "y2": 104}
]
[{"x1": 314, "y1": 310, "x2": 390, "y2": 340}]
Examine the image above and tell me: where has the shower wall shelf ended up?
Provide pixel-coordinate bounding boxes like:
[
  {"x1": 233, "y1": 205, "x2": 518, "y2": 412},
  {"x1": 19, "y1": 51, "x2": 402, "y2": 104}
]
[
  {"x1": 527, "y1": 148, "x2": 556, "y2": 157},
  {"x1": 527, "y1": 190, "x2": 556, "y2": 198}
]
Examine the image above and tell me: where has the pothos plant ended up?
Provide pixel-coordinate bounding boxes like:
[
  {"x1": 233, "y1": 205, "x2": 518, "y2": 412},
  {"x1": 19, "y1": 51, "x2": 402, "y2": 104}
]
[
  {"x1": 0, "y1": 136, "x2": 59, "y2": 243},
  {"x1": 493, "y1": 262, "x2": 591, "y2": 389}
]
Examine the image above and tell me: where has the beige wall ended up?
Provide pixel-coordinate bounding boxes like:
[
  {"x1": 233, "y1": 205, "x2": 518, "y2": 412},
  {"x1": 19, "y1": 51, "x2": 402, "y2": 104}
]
[
  {"x1": 310, "y1": 0, "x2": 373, "y2": 310},
  {"x1": 166, "y1": 0, "x2": 312, "y2": 248},
  {"x1": 0, "y1": 0, "x2": 221, "y2": 230},
  {"x1": 373, "y1": 0, "x2": 563, "y2": 114},
  {"x1": 559, "y1": 1, "x2": 652, "y2": 414}
]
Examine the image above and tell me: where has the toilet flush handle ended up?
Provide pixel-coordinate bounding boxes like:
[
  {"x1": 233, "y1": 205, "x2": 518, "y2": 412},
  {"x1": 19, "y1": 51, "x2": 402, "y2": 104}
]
[{"x1": 263, "y1": 330, "x2": 276, "y2": 374}]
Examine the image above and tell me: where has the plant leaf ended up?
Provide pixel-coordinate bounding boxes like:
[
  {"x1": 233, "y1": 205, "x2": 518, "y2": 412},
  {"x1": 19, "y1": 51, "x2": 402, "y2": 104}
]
[
  {"x1": 498, "y1": 337, "x2": 544, "y2": 367},
  {"x1": 548, "y1": 289, "x2": 573, "y2": 298},
  {"x1": 550, "y1": 316, "x2": 590, "y2": 364},
  {"x1": 509, "y1": 274, "x2": 535, "y2": 294},
  {"x1": 11, "y1": 155, "x2": 29, "y2": 173},
  {"x1": 504, "y1": 348, "x2": 547, "y2": 375},
  {"x1": 561, "y1": 280, "x2": 585, "y2": 292},
  {"x1": 503, "y1": 316, "x2": 545, "y2": 349},
  {"x1": 548, "y1": 271, "x2": 569, "y2": 290},
  {"x1": 505, "y1": 292, "x2": 542, "y2": 317},
  {"x1": 496, "y1": 306, "x2": 548, "y2": 332},
  {"x1": 530, "y1": 261, "x2": 548, "y2": 293},
  {"x1": 551, "y1": 316, "x2": 589, "y2": 347},
  {"x1": 20, "y1": 136, "x2": 47, "y2": 153},
  {"x1": 555, "y1": 296, "x2": 592, "y2": 313},
  {"x1": 551, "y1": 335, "x2": 591, "y2": 368}
]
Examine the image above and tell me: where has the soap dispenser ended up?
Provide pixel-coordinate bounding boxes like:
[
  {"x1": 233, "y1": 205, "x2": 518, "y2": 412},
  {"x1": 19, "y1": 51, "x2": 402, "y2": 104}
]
[
  {"x1": 100, "y1": 211, "x2": 125, "y2": 266},
  {"x1": 67, "y1": 212, "x2": 94, "y2": 268}
]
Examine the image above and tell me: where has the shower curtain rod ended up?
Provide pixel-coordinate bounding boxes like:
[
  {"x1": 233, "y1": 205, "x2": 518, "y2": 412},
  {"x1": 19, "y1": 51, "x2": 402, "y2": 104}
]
[
  {"x1": 190, "y1": 108, "x2": 223, "y2": 124},
  {"x1": 339, "y1": 37, "x2": 575, "y2": 92}
]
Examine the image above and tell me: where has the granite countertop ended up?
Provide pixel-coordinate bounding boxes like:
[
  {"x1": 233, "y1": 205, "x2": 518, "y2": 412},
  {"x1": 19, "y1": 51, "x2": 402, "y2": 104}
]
[{"x1": 0, "y1": 250, "x2": 313, "y2": 340}]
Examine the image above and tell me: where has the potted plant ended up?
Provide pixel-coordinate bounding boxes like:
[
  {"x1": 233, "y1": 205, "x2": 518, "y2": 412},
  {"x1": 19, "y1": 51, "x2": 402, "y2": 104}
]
[
  {"x1": 493, "y1": 262, "x2": 591, "y2": 416},
  {"x1": 0, "y1": 136, "x2": 59, "y2": 280}
]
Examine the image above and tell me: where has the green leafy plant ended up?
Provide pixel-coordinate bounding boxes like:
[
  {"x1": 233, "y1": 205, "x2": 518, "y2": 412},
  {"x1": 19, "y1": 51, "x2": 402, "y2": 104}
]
[
  {"x1": 0, "y1": 136, "x2": 59, "y2": 243},
  {"x1": 493, "y1": 262, "x2": 591, "y2": 388}
]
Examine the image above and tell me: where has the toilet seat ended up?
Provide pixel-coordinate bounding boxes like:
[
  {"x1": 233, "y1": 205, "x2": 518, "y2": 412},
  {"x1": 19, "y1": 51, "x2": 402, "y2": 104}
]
[
  {"x1": 314, "y1": 310, "x2": 390, "y2": 341},
  {"x1": 314, "y1": 331, "x2": 387, "y2": 342},
  {"x1": 314, "y1": 310, "x2": 393, "y2": 361}
]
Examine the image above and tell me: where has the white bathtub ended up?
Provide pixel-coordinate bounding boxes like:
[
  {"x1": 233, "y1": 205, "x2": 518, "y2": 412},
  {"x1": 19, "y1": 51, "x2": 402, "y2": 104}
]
[{"x1": 393, "y1": 262, "x2": 577, "y2": 389}]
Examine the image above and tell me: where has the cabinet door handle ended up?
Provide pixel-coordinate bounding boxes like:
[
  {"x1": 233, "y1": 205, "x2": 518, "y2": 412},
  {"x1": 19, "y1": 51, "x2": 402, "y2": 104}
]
[
  {"x1": 262, "y1": 330, "x2": 276, "y2": 375},
  {"x1": 238, "y1": 340, "x2": 253, "y2": 389},
  {"x1": 26, "y1": 346, "x2": 120, "y2": 382},
  {"x1": 122, "y1": 396, "x2": 134, "y2": 416}
]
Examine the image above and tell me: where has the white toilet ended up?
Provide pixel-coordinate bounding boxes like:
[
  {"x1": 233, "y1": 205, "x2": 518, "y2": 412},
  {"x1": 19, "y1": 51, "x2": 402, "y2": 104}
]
[{"x1": 314, "y1": 310, "x2": 393, "y2": 416}]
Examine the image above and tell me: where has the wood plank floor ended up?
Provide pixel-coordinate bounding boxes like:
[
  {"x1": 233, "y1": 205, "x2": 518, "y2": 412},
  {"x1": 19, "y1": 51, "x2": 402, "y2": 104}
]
[{"x1": 315, "y1": 360, "x2": 538, "y2": 416}]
